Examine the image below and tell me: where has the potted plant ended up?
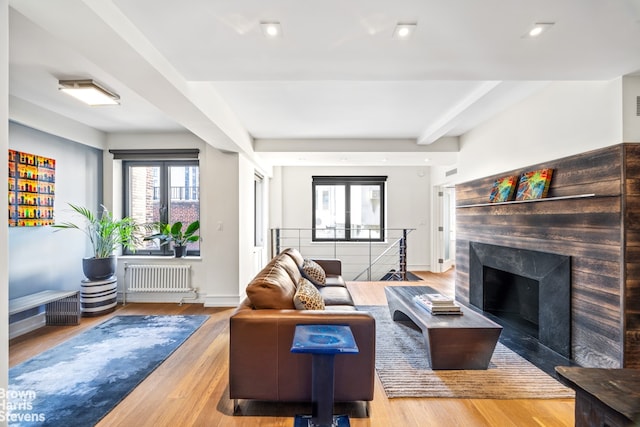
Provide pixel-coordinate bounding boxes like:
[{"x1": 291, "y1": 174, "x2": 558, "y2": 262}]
[
  {"x1": 144, "y1": 220, "x2": 200, "y2": 257},
  {"x1": 52, "y1": 203, "x2": 141, "y2": 280}
]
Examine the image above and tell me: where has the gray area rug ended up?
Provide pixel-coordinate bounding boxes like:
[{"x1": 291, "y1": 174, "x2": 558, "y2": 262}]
[{"x1": 361, "y1": 305, "x2": 575, "y2": 399}]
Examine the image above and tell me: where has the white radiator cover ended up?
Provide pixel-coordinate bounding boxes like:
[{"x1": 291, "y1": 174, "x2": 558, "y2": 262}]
[{"x1": 125, "y1": 264, "x2": 192, "y2": 292}]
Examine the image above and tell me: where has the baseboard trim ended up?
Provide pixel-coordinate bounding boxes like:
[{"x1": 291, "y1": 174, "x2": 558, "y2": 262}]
[
  {"x1": 117, "y1": 291, "x2": 203, "y2": 305},
  {"x1": 10, "y1": 312, "x2": 46, "y2": 339},
  {"x1": 204, "y1": 295, "x2": 241, "y2": 307}
]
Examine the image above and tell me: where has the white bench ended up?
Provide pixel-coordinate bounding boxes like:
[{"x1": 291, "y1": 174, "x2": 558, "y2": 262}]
[{"x1": 9, "y1": 290, "x2": 81, "y2": 326}]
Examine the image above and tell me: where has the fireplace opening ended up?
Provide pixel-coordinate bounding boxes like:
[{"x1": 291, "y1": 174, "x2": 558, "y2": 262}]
[
  {"x1": 483, "y1": 266, "x2": 539, "y2": 339},
  {"x1": 469, "y1": 242, "x2": 571, "y2": 358}
]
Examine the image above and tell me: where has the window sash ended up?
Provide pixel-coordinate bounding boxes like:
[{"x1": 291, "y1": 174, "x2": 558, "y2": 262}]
[
  {"x1": 123, "y1": 160, "x2": 200, "y2": 256},
  {"x1": 312, "y1": 176, "x2": 386, "y2": 242}
]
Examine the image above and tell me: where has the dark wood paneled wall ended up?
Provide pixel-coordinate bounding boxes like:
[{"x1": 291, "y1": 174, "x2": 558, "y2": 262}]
[
  {"x1": 623, "y1": 144, "x2": 640, "y2": 367},
  {"x1": 456, "y1": 144, "x2": 640, "y2": 368}
]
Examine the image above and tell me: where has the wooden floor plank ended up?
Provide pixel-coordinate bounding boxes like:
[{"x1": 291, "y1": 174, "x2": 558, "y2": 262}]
[{"x1": 9, "y1": 269, "x2": 575, "y2": 426}]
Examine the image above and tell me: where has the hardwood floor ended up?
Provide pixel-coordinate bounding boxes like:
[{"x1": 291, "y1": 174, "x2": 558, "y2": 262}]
[{"x1": 9, "y1": 270, "x2": 574, "y2": 426}]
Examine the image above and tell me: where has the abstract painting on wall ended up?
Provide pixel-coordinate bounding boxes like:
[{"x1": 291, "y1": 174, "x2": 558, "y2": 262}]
[
  {"x1": 515, "y1": 168, "x2": 554, "y2": 201},
  {"x1": 8, "y1": 149, "x2": 56, "y2": 227},
  {"x1": 489, "y1": 176, "x2": 519, "y2": 203}
]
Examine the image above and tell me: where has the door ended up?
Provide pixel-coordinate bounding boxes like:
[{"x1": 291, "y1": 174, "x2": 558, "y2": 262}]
[{"x1": 436, "y1": 185, "x2": 456, "y2": 272}]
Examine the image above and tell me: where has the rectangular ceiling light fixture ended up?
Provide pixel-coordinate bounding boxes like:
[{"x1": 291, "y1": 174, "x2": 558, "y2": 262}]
[
  {"x1": 260, "y1": 22, "x2": 282, "y2": 38},
  {"x1": 524, "y1": 22, "x2": 555, "y2": 38},
  {"x1": 59, "y1": 79, "x2": 120, "y2": 106},
  {"x1": 393, "y1": 23, "x2": 417, "y2": 40}
]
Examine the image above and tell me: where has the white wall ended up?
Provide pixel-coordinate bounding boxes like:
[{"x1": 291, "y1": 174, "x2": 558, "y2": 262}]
[
  {"x1": 1, "y1": 0, "x2": 9, "y2": 417},
  {"x1": 269, "y1": 166, "x2": 284, "y2": 233},
  {"x1": 623, "y1": 75, "x2": 640, "y2": 143},
  {"x1": 434, "y1": 80, "x2": 624, "y2": 185},
  {"x1": 238, "y1": 154, "x2": 253, "y2": 297},
  {"x1": 201, "y1": 146, "x2": 242, "y2": 306},
  {"x1": 277, "y1": 165, "x2": 432, "y2": 273}
]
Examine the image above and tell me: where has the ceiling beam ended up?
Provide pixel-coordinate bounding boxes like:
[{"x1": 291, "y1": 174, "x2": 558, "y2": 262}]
[
  {"x1": 10, "y1": 0, "x2": 254, "y2": 156},
  {"x1": 417, "y1": 81, "x2": 551, "y2": 144},
  {"x1": 418, "y1": 81, "x2": 502, "y2": 145}
]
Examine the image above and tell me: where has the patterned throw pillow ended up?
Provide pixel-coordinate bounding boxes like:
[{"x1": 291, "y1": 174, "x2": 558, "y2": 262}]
[
  {"x1": 301, "y1": 258, "x2": 326, "y2": 287},
  {"x1": 293, "y1": 278, "x2": 325, "y2": 310}
]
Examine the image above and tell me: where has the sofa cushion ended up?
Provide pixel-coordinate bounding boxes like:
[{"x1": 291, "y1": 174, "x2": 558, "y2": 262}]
[
  {"x1": 318, "y1": 286, "x2": 354, "y2": 306},
  {"x1": 324, "y1": 305, "x2": 358, "y2": 312},
  {"x1": 301, "y1": 258, "x2": 326, "y2": 286},
  {"x1": 281, "y1": 247, "x2": 304, "y2": 267},
  {"x1": 293, "y1": 278, "x2": 325, "y2": 310},
  {"x1": 324, "y1": 275, "x2": 346, "y2": 287},
  {"x1": 246, "y1": 259, "x2": 297, "y2": 309},
  {"x1": 277, "y1": 253, "x2": 303, "y2": 284}
]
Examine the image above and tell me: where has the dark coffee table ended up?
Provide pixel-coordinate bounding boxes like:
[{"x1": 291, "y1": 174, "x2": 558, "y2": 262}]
[{"x1": 384, "y1": 286, "x2": 502, "y2": 370}]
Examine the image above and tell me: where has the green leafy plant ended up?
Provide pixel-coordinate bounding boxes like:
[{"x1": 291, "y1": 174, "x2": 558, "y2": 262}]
[
  {"x1": 52, "y1": 203, "x2": 141, "y2": 258},
  {"x1": 144, "y1": 220, "x2": 201, "y2": 248}
]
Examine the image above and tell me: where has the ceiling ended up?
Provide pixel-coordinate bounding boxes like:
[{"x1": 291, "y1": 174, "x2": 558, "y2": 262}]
[{"x1": 8, "y1": 0, "x2": 640, "y2": 166}]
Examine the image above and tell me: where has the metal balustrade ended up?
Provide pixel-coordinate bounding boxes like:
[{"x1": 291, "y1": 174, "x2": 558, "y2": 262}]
[
  {"x1": 270, "y1": 228, "x2": 414, "y2": 281},
  {"x1": 152, "y1": 186, "x2": 200, "y2": 201}
]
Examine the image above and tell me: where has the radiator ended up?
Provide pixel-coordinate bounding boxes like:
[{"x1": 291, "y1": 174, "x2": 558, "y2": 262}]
[{"x1": 124, "y1": 264, "x2": 192, "y2": 304}]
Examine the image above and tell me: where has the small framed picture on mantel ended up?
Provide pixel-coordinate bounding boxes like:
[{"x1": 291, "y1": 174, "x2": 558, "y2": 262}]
[
  {"x1": 489, "y1": 175, "x2": 518, "y2": 203},
  {"x1": 515, "y1": 168, "x2": 554, "y2": 201}
]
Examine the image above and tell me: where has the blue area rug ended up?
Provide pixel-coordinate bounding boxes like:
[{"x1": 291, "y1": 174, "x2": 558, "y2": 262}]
[{"x1": 8, "y1": 315, "x2": 208, "y2": 427}]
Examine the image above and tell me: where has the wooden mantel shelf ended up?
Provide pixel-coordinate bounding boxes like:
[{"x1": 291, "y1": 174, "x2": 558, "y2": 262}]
[{"x1": 457, "y1": 193, "x2": 596, "y2": 209}]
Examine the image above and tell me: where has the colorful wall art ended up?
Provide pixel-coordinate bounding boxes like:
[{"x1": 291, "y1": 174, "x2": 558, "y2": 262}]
[
  {"x1": 489, "y1": 175, "x2": 519, "y2": 203},
  {"x1": 8, "y1": 150, "x2": 56, "y2": 227},
  {"x1": 515, "y1": 168, "x2": 554, "y2": 201}
]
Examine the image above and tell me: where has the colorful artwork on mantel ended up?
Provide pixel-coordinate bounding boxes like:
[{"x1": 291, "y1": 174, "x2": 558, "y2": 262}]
[
  {"x1": 489, "y1": 176, "x2": 518, "y2": 203},
  {"x1": 8, "y1": 149, "x2": 56, "y2": 227},
  {"x1": 515, "y1": 168, "x2": 554, "y2": 201}
]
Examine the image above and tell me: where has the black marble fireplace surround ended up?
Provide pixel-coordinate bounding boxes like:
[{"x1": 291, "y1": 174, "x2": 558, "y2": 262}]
[{"x1": 469, "y1": 242, "x2": 571, "y2": 358}]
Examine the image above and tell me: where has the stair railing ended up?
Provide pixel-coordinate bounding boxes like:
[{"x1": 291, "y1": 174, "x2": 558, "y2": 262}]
[{"x1": 270, "y1": 228, "x2": 414, "y2": 281}]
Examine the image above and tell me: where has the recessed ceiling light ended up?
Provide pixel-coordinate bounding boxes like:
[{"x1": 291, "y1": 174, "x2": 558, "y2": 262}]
[
  {"x1": 261, "y1": 22, "x2": 282, "y2": 38},
  {"x1": 524, "y1": 22, "x2": 554, "y2": 38},
  {"x1": 393, "y1": 23, "x2": 417, "y2": 40},
  {"x1": 58, "y1": 79, "x2": 120, "y2": 106}
]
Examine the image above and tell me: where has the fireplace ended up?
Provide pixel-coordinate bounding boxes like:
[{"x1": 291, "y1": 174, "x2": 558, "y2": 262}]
[{"x1": 469, "y1": 242, "x2": 571, "y2": 358}]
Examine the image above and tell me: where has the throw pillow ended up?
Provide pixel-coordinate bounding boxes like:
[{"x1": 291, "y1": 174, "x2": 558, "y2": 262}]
[
  {"x1": 301, "y1": 258, "x2": 326, "y2": 287},
  {"x1": 293, "y1": 278, "x2": 325, "y2": 310}
]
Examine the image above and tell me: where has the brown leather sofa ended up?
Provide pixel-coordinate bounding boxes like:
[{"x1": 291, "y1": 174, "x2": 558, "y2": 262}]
[{"x1": 229, "y1": 248, "x2": 375, "y2": 409}]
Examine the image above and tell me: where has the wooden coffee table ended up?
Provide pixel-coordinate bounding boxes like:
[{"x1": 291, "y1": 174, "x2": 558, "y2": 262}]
[{"x1": 384, "y1": 286, "x2": 502, "y2": 370}]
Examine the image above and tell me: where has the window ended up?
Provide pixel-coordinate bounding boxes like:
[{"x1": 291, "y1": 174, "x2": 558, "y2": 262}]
[
  {"x1": 112, "y1": 149, "x2": 200, "y2": 256},
  {"x1": 312, "y1": 176, "x2": 386, "y2": 241}
]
